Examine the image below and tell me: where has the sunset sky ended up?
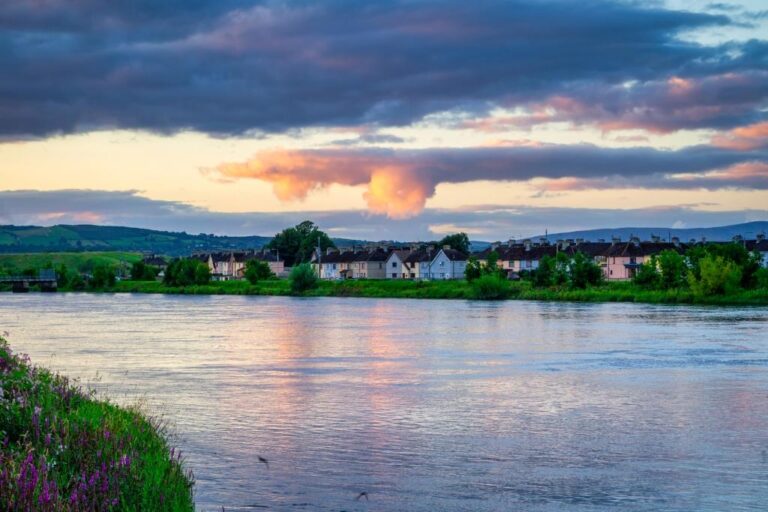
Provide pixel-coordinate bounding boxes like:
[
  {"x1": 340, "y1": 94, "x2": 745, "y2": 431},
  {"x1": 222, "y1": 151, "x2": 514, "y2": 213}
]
[{"x1": 1, "y1": 0, "x2": 767, "y2": 240}]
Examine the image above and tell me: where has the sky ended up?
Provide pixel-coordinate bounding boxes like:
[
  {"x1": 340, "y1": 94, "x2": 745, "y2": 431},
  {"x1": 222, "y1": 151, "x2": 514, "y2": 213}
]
[{"x1": 0, "y1": 0, "x2": 766, "y2": 240}]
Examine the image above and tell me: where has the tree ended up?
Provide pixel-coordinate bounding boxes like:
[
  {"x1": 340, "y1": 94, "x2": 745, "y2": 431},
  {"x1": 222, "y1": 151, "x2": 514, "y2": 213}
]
[
  {"x1": 290, "y1": 263, "x2": 318, "y2": 293},
  {"x1": 533, "y1": 255, "x2": 556, "y2": 287},
  {"x1": 244, "y1": 259, "x2": 275, "y2": 284},
  {"x1": 633, "y1": 256, "x2": 661, "y2": 289},
  {"x1": 267, "y1": 221, "x2": 335, "y2": 267},
  {"x1": 130, "y1": 261, "x2": 157, "y2": 281},
  {"x1": 90, "y1": 265, "x2": 116, "y2": 289},
  {"x1": 688, "y1": 255, "x2": 742, "y2": 296},
  {"x1": 569, "y1": 252, "x2": 603, "y2": 289},
  {"x1": 464, "y1": 256, "x2": 482, "y2": 282},
  {"x1": 657, "y1": 250, "x2": 686, "y2": 289},
  {"x1": 55, "y1": 264, "x2": 70, "y2": 288},
  {"x1": 438, "y1": 233, "x2": 470, "y2": 255},
  {"x1": 164, "y1": 259, "x2": 211, "y2": 286}
]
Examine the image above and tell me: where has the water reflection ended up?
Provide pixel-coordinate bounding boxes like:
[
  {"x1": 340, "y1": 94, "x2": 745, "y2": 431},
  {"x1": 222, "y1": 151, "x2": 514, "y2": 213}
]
[{"x1": 1, "y1": 294, "x2": 767, "y2": 511}]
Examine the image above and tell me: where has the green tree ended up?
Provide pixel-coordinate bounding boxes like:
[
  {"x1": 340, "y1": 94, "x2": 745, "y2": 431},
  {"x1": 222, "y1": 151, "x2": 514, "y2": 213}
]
[
  {"x1": 130, "y1": 261, "x2": 157, "y2": 281},
  {"x1": 267, "y1": 221, "x2": 335, "y2": 267},
  {"x1": 464, "y1": 256, "x2": 482, "y2": 282},
  {"x1": 569, "y1": 252, "x2": 603, "y2": 289},
  {"x1": 688, "y1": 255, "x2": 742, "y2": 296},
  {"x1": 244, "y1": 259, "x2": 275, "y2": 284},
  {"x1": 55, "y1": 263, "x2": 70, "y2": 288},
  {"x1": 633, "y1": 256, "x2": 661, "y2": 289},
  {"x1": 657, "y1": 250, "x2": 687, "y2": 289},
  {"x1": 164, "y1": 259, "x2": 211, "y2": 286},
  {"x1": 438, "y1": 233, "x2": 471, "y2": 255},
  {"x1": 533, "y1": 255, "x2": 556, "y2": 287},
  {"x1": 90, "y1": 264, "x2": 116, "y2": 289},
  {"x1": 290, "y1": 263, "x2": 318, "y2": 293}
]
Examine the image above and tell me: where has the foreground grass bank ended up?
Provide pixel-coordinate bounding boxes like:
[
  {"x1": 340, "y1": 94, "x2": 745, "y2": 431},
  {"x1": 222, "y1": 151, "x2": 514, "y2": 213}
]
[
  {"x1": 103, "y1": 278, "x2": 768, "y2": 305},
  {"x1": 0, "y1": 338, "x2": 194, "y2": 511}
]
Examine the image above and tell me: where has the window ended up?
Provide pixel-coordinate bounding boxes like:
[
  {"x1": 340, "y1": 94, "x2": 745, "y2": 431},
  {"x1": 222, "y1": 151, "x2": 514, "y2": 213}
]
[
  {"x1": 392, "y1": 262, "x2": 397, "y2": 268},
  {"x1": 439, "y1": 260, "x2": 445, "y2": 267},
  {"x1": 379, "y1": 263, "x2": 383, "y2": 269},
  {"x1": 392, "y1": 273, "x2": 397, "y2": 278},
  {"x1": 332, "y1": 264, "x2": 337, "y2": 269}
]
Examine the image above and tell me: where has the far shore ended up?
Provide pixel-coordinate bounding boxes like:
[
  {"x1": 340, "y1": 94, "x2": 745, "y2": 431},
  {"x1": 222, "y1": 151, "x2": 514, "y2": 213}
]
[{"x1": 5, "y1": 279, "x2": 768, "y2": 306}]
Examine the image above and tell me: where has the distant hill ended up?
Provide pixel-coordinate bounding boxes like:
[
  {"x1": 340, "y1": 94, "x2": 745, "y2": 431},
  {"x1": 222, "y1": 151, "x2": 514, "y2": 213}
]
[
  {"x1": 531, "y1": 221, "x2": 768, "y2": 243},
  {"x1": 0, "y1": 224, "x2": 365, "y2": 256}
]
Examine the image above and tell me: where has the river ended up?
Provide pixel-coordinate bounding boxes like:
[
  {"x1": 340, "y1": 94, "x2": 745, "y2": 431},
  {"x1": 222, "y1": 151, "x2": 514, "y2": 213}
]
[{"x1": 1, "y1": 293, "x2": 767, "y2": 511}]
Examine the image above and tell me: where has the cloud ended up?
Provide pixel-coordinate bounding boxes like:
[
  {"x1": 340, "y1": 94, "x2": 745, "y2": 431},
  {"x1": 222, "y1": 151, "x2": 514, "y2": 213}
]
[
  {"x1": 711, "y1": 121, "x2": 768, "y2": 150},
  {"x1": 214, "y1": 144, "x2": 767, "y2": 217},
  {"x1": 1, "y1": 189, "x2": 766, "y2": 241},
  {"x1": 0, "y1": 0, "x2": 763, "y2": 137}
]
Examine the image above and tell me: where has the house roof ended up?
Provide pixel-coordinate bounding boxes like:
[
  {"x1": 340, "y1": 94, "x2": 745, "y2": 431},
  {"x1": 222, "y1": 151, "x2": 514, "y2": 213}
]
[
  {"x1": 440, "y1": 248, "x2": 468, "y2": 261},
  {"x1": 605, "y1": 241, "x2": 684, "y2": 258}
]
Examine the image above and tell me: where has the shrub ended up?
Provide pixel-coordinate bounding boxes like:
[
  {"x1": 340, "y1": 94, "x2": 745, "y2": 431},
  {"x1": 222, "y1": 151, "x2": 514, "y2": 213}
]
[
  {"x1": 90, "y1": 264, "x2": 116, "y2": 289},
  {"x1": 464, "y1": 256, "x2": 482, "y2": 282},
  {"x1": 688, "y1": 255, "x2": 742, "y2": 296},
  {"x1": 130, "y1": 261, "x2": 158, "y2": 281},
  {"x1": 657, "y1": 250, "x2": 687, "y2": 289},
  {"x1": 469, "y1": 274, "x2": 510, "y2": 300},
  {"x1": 755, "y1": 267, "x2": 768, "y2": 289},
  {"x1": 569, "y1": 252, "x2": 603, "y2": 289},
  {"x1": 290, "y1": 263, "x2": 318, "y2": 293},
  {"x1": 633, "y1": 256, "x2": 661, "y2": 289},
  {"x1": 244, "y1": 259, "x2": 275, "y2": 284},
  {"x1": 164, "y1": 259, "x2": 211, "y2": 287}
]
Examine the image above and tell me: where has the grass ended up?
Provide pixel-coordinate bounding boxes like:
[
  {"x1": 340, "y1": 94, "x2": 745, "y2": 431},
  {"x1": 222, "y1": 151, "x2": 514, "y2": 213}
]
[
  {"x1": 0, "y1": 337, "x2": 194, "y2": 511},
  {"x1": 0, "y1": 252, "x2": 142, "y2": 275},
  {"x1": 99, "y1": 278, "x2": 768, "y2": 305}
]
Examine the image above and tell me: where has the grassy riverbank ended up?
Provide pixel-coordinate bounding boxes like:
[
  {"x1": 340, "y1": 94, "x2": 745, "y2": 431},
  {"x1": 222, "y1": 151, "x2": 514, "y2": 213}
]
[
  {"x1": 103, "y1": 278, "x2": 768, "y2": 305},
  {"x1": 0, "y1": 337, "x2": 194, "y2": 510}
]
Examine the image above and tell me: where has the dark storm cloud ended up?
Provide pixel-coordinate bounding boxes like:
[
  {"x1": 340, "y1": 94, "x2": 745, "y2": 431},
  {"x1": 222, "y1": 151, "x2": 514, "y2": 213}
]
[
  {"x1": 1, "y1": 189, "x2": 766, "y2": 240},
  {"x1": 0, "y1": 0, "x2": 765, "y2": 137}
]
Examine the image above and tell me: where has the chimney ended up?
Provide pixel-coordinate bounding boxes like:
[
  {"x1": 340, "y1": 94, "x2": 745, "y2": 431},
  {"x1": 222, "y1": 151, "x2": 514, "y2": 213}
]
[
  {"x1": 757, "y1": 233, "x2": 766, "y2": 242},
  {"x1": 523, "y1": 239, "x2": 532, "y2": 252},
  {"x1": 732, "y1": 234, "x2": 743, "y2": 243},
  {"x1": 651, "y1": 234, "x2": 661, "y2": 243},
  {"x1": 539, "y1": 237, "x2": 548, "y2": 245},
  {"x1": 689, "y1": 238, "x2": 697, "y2": 244},
  {"x1": 630, "y1": 236, "x2": 640, "y2": 247},
  {"x1": 443, "y1": 244, "x2": 451, "y2": 250},
  {"x1": 508, "y1": 239, "x2": 516, "y2": 246},
  {"x1": 427, "y1": 244, "x2": 435, "y2": 252},
  {"x1": 575, "y1": 238, "x2": 584, "y2": 244},
  {"x1": 671, "y1": 237, "x2": 680, "y2": 247},
  {"x1": 611, "y1": 236, "x2": 621, "y2": 244},
  {"x1": 491, "y1": 241, "x2": 501, "y2": 250},
  {"x1": 700, "y1": 236, "x2": 707, "y2": 243},
  {"x1": 326, "y1": 247, "x2": 337, "y2": 256},
  {"x1": 597, "y1": 238, "x2": 606, "y2": 243}
]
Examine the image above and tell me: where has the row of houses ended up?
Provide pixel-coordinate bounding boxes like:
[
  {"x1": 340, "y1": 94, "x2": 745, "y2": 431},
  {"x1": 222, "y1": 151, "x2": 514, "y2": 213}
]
[
  {"x1": 310, "y1": 245, "x2": 468, "y2": 280},
  {"x1": 310, "y1": 234, "x2": 768, "y2": 282},
  {"x1": 187, "y1": 249, "x2": 285, "y2": 280},
  {"x1": 155, "y1": 233, "x2": 768, "y2": 283}
]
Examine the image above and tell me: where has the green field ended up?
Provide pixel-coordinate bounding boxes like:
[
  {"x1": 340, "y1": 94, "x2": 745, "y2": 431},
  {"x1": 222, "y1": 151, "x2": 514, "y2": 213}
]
[
  {"x1": 105, "y1": 278, "x2": 768, "y2": 306},
  {"x1": 0, "y1": 251, "x2": 142, "y2": 275}
]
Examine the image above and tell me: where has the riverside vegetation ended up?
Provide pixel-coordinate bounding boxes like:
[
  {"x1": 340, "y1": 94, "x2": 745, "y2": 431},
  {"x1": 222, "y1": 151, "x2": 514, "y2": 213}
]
[
  {"x1": 2, "y1": 241, "x2": 768, "y2": 305},
  {"x1": 0, "y1": 337, "x2": 194, "y2": 511}
]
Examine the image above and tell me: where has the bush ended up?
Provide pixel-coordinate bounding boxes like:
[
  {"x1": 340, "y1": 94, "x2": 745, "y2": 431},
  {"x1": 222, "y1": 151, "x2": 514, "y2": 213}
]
[
  {"x1": 130, "y1": 261, "x2": 158, "y2": 281},
  {"x1": 688, "y1": 255, "x2": 742, "y2": 296},
  {"x1": 464, "y1": 256, "x2": 482, "y2": 282},
  {"x1": 164, "y1": 259, "x2": 211, "y2": 286},
  {"x1": 657, "y1": 250, "x2": 687, "y2": 289},
  {"x1": 290, "y1": 263, "x2": 318, "y2": 293},
  {"x1": 569, "y1": 252, "x2": 603, "y2": 289},
  {"x1": 469, "y1": 274, "x2": 510, "y2": 300},
  {"x1": 633, "y1": 256, "x2": 661, "y2": 289},
  {"x1": 755, "y1": 267, "x2": 768, "y2": 289},
  {"x1": 90, "y1": 264, "x2": 116, "y2": 289},
  {"x1": 244, "y1": 259, "x2": 275, "y2": 284}
]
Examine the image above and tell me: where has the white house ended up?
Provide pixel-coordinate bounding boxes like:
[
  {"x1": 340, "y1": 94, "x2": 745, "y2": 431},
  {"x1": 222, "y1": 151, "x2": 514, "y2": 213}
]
[
  {"x1": 384, "y1": 250, "x2": 411, "y2": 279},
  {"x1": 428, "y1": 248, "x2": 468, "y2": 280}
]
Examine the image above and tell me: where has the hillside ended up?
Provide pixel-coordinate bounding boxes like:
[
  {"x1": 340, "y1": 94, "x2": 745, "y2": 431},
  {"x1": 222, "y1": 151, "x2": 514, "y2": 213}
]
[
  {"x1": 0, "y1": 224, "x2": 272, "y2": 256},
  {"x1": 532, "y1": 221, "x2": 768, "y2": 243}
]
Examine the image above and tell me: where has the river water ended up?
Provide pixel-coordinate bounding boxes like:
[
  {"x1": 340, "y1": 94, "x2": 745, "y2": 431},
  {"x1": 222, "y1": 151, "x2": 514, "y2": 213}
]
[{"x1": 1, "y1": 293, "x2": 767, "y2": 511}]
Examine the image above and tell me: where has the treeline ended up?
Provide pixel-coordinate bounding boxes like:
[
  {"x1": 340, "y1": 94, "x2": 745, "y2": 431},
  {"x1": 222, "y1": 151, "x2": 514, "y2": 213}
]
[{"x1": 632, "y1": 243, "x2": 767, "y2": 296}]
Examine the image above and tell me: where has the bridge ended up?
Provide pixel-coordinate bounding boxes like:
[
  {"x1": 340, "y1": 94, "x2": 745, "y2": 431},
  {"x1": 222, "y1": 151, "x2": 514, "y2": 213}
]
[{"x1": 0, "y1": 270, "x2": 58, "y2": 293}]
